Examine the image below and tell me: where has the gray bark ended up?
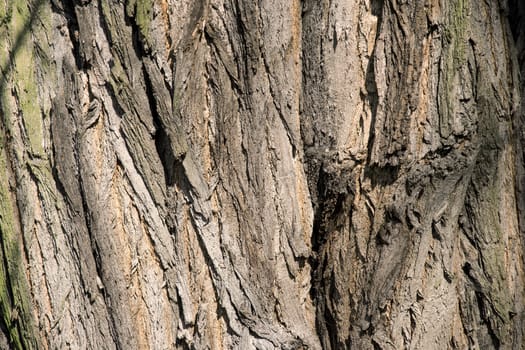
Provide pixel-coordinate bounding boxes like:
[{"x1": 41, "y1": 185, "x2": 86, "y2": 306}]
[{"x1": 0, "y1": 0, "x2": 524, "y2": 349}]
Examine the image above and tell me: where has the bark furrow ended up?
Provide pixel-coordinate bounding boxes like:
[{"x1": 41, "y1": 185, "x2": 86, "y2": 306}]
[{"x1": 0, "y1": 0, "x2": 524, "y2": 349}]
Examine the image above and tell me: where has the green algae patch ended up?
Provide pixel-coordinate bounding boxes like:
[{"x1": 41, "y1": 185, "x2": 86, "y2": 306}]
[
  {"x1": 449, "y1": 0, "x2": 468, "y2": 64},
  {"x1": 438, "y1": 0, "x2": 470, "y2": 138},
  {"x1": 12, "y1": 1, "x2": 45, "y2": 158},
  {"x1": 125, "y1": 0, "x2": 153, "y2": 50},
  {"x1": 0, "y1": 1, "x2": 13, "y2": 27},
  {"x1": 0, "y1": 1, "x2": 46, "y2": 348},
  {"x1": 0, "y1": 132, "x2": 38, "y2": 350},
  {"x1": 136, "y1": 0, "x2": 153, "y2": 41}
]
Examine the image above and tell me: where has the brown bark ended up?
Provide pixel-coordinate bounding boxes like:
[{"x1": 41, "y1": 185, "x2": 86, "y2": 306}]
[{"x1": 0, "y1": 0, "x2": 524, "y2": 349}]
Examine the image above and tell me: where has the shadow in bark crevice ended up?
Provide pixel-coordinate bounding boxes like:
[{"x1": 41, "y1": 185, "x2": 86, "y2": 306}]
[
  {"x1": 364, "y1": 0, "x2": 383, "y2": 173},
  {"x1": 508, "y1": 0, "x2": 525, "y2": 43},
  {"x1": 303, "y1": 0, "x2": 385, "y2": 348},
  {"x1": 60, "y1": 0, "x2": 83, "y2": 69}
]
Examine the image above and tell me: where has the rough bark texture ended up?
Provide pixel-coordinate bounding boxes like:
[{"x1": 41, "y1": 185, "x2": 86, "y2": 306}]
[{"x1": 0, "y1": 0, "x2": 524, "y2": 349}]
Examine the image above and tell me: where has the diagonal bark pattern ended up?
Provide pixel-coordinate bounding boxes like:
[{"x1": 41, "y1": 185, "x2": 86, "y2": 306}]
[{"x1": 0, "y1": 0, "x2": 524, "y2": 349}]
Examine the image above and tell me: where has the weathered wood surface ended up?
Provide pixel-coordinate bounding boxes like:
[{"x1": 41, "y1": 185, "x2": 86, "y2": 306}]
[{"x1": 0, "y1": 0, "x2": 524, "y2": 349}]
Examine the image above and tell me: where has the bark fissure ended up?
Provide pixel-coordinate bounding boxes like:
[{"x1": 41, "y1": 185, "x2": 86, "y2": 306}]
[{"x1": 1, "y1": 0, "x2": 525, "y2": 348}]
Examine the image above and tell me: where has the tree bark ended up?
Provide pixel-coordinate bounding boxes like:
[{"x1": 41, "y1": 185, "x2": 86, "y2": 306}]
[{"x1": 0, "y1": 0, "x2": 524, "y2": 349}]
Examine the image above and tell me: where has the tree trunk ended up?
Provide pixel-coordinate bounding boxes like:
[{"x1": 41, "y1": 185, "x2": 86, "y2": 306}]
[{"x1": 0, "y1": 0, "x2": 524, "y2": 349}]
